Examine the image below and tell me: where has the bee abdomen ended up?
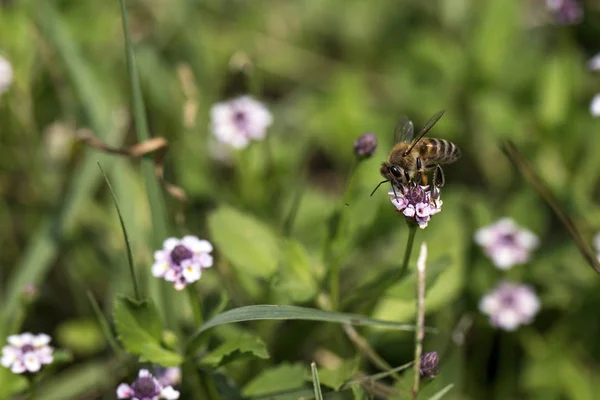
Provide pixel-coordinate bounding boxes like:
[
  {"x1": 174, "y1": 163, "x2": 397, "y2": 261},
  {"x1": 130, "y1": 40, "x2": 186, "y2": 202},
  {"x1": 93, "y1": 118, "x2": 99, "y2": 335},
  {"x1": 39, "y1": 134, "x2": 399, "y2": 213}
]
[{"x1": 422, "y1": 139, "x2": 461, "y2": 164}]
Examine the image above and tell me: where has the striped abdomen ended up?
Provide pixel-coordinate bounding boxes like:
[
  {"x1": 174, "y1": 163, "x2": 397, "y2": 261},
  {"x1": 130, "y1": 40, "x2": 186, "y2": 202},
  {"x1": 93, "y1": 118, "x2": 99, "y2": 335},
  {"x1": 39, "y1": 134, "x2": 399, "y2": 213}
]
[{"x1": 419, "y1": 138, "x2": 461, "y2": 166}]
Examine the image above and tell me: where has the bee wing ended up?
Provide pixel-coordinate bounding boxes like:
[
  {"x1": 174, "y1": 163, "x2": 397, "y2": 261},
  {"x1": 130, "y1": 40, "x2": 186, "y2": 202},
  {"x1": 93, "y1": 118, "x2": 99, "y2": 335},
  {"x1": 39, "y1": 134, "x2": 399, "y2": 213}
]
[
  {"x1": 402, "y1": 110, "x2": 445, "y2": 155},
  {"x1": 393, "y1": 116, "x2": 414, "y2": 144},
  {"x1": 502, "y1": 140, "x2": 600, "y2": 275}
]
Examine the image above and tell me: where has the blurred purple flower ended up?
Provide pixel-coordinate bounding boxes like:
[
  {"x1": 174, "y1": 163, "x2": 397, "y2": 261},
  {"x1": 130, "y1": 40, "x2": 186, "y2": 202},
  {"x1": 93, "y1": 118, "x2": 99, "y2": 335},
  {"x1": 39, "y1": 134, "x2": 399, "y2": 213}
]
[
  {"x1": 152, "y1": 236, "x2": 213, "y2": 291},
  {"x1": 420, "y1": 351, "x2": 440, "y2": 378},
  {"x1": 1, "y1": 333, "x2": 53, "y2": 374},
  {"x1": 0, "y1": 55, "x2": 13, "y2": 95},
  {"x1": 389, "y1": 183, "x2": 442, "y2": 229},
  {"x1": 155, "y1": 366, "x2": 181, "y2": 387},
  {"x1": 474, "y1": 218, "x2": 539, "y2": 270},
  {"x1": 546, "y1": 0, "x2": 583, "y2": 25},
  {"x1": 588, "y1": 54, "x2": 600, "y2": 72},
  {"x1": 117, "y1": 369, "x2": 180, "y2": 400},
  {"x1": 354, "y1": 132, "x2": 377, "y2": 158},
  {"x1": 210, "y1": 95, "x2": 273, "y2": 149},
  {"x1": 479, "y1": 282, "x2": 540, "y2": 331}
]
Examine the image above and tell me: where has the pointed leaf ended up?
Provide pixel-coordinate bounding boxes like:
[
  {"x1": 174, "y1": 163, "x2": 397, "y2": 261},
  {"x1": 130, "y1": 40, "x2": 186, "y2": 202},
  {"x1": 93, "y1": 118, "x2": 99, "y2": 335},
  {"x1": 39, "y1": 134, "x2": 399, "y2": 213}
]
[{"x1": 200, "y1": 331, "x2": 269, "y2": 368}]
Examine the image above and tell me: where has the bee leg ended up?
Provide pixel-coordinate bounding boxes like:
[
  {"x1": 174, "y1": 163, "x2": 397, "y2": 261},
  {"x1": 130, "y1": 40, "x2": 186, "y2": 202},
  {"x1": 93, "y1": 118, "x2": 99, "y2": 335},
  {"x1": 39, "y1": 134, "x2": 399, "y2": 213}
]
[
  {"x1": 433, "y1": 164, "x2": 445, "y2": 188},
  {"x1": 416, "y1": 157, "x2": 427, "y2": 185},
  {"x1": 391, "y1": 183, "x2": 399, "y2": 200}
]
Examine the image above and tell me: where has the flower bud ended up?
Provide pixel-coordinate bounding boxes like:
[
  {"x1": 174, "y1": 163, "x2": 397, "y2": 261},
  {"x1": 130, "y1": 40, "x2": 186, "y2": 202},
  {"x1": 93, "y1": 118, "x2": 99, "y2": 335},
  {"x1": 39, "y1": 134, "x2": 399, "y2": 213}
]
[
  {"x1": 420, "y1": 351, "x2": 440, "y2": 378},
  {"x1": 354, "y1": 132, "x2": 377, "y2": 159}
]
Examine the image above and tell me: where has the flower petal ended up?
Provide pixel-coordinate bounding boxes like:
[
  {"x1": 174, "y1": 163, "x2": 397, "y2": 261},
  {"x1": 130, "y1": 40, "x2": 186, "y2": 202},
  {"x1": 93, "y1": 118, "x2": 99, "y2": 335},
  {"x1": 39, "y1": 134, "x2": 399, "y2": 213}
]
[
  {"x1": 162, "y1": 238, "x2": 180, "y2": 251},
  {"x1": 117, "y1": 383, "x2": 134, "y2": 398},
  {"x1": 152, "y1": 261, "x2": 170, "y2": 278},
  {"x1": 161, "y1": 386, "x2": 181, "y2": 400},
  {"x1": 33, "y1": 333, "x2": 51, "y2": 347}
]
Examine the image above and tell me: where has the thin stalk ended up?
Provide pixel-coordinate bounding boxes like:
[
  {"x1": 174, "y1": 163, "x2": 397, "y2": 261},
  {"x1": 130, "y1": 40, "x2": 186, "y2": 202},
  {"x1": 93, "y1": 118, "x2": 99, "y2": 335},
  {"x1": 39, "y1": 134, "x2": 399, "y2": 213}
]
[
  {"x1": 329, "y1": 159, "x2": 359, "y2": 311},
  {"x1": 412, "y1": 243, "x2": 427, "y2": 399},
  {"x1": 399, "y1": 224, "x2": 418, "y2": 278},
  {"x1": 187, "y1": 285, "x2": 203, "y2": 327}
]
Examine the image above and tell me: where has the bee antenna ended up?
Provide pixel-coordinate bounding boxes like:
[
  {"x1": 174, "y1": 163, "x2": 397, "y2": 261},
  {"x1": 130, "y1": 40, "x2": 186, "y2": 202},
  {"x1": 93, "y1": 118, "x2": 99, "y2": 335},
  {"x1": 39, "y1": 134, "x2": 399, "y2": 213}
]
[{"x1": 370, "y1": 180, "x2": 389, "y2": 197}]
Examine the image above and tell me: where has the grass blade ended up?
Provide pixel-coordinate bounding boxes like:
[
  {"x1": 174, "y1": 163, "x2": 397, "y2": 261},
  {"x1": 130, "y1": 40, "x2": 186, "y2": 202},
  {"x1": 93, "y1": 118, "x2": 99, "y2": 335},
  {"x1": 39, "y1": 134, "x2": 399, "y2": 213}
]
[
  {"x1": 1, "y1": 1, "x2": 125, "y2": 331},
  {"x1": 87, "y1": 291, "x2": 123, "y2": 357},
  {"x1": 98, "y1": 163, "x2": 140, "y2": 300},
  {"x1": 117, "y1": 0, "x2": 173, "y2": 324},
  {"x1": 187, "y1": 305, "x2": 436, "y2": 354},
  {"x1": 311, "y1": 362, "x2": 324, "y2": 400},
  {"x1": 427, "y1": 383, "x2": 454, "y2": 400}
]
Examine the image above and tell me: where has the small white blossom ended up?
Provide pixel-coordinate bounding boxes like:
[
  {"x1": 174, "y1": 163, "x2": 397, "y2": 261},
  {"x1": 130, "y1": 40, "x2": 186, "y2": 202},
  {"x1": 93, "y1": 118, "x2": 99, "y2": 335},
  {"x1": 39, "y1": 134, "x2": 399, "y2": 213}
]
[
  {"x1": 117, "y1": 369, "x2": 180, "y2": 400},
  {"x1": 588, "y1": 54, "x2": 600, "y2": 71},
  {"x1": 479, "y1": 282, "x2": 540, "y2": 331},
  {"x1": 152, "y1": 235, "x2": 213, "y2": 290},
  {"x1": 0, "y1": 55, "x2": 13, "y2": 95},
  {"x1": 156, "y1": 366, "x2": 181, "y2": 387},
  {"x1": 1, "y1": 333, "x2": 54, "y2": 374},
  {"x1": 210, "y1": 95, "x2": 273, "y2": 149},
  {"x1": 389, "y1": 183, "x2": 443, "y2": 229},
  {"x1": 474, "y1": 218, "x2": 539, "y2": 270},
  {"x1": 590, "y1": 94, "x2": 600, "y2": 117}
]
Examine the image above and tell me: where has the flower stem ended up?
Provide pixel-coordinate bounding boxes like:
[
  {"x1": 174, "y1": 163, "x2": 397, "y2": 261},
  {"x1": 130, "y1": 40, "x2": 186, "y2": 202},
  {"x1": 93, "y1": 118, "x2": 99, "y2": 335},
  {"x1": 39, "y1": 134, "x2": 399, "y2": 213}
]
[
  {"x1": 412, "y1": 243, "x2": 427, "y2": 399},
  {"x1": 187, "y1": 285, "x2": 203, "y2": 327},
  {"x1": 399, "y1": 224, "x2": 418, "y2": 278}
]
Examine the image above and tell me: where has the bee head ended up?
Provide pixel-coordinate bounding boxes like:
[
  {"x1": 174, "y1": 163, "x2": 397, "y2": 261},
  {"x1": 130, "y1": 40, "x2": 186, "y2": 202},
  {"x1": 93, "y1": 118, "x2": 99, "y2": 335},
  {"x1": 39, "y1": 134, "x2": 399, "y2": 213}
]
[{"x1": 381, "y1": 163, "x2": 409, "y2": 186}]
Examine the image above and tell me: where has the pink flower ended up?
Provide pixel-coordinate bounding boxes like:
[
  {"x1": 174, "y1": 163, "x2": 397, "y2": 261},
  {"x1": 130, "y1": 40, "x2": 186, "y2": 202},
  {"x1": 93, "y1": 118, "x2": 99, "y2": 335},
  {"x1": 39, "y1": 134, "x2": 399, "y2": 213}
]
[
  {"x1": 474, "y1": 218, "x2": 539, "y2": 270},
  {"x1": 389, "y1": 183, "x2": 443, "y2": 229},
  {"x1": 117, "y1": 369, "x2": 180, "y2": 400},
  {"x1": 210, "y1": 95, "x2": 273, "y2": 149},
  {"x1": 1, "y1": 333, "x2": 54, "y2": 374},
  {"x1": 479, "y1": 282, "x2": 540, "y2": 331},
  {"x1": 152, "y1": 236, "x2": 213, "y2": 290}
]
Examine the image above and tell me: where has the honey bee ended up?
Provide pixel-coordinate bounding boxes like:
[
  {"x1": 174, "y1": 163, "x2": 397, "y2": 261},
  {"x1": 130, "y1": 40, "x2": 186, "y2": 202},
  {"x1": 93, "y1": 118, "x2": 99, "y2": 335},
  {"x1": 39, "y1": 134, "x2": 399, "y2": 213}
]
[{"x1": 371, "y1": 110, "x2": 461, "y2": 196}]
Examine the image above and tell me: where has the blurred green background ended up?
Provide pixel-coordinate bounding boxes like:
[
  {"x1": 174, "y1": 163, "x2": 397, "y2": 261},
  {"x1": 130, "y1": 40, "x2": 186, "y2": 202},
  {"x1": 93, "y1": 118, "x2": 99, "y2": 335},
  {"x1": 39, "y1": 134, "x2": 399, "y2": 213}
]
[{"x1": 2, "y1": 0, "x2": 600, "y2": 398}]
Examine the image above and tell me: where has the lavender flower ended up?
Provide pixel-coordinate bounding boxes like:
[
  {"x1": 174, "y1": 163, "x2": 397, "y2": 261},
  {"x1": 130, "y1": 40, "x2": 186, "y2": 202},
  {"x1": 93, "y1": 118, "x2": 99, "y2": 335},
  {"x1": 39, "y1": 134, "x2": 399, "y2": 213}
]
[
  {"x1": 210, "y1": 95, "x2": 273, "y2": 149},
  {"x1": 354, "y1": 132, "x2": 377, "y2": 158},
  {"x1": 388, "y1": 183, "x2": 442, "y2": 229},
  {"x1": 117, "y1": 369, "x2": 180, "y2": 400},
  {"x1": 0, "y1": 55, "x2": 13, "y2": 95},
  {"x1": 419, "y1": 351, "x2": 440, "y2": 378},
  {"x1": 1, "y1": 333, "x2": 53, "y2": 374},
  {"x1": 479, "y1": 282, "x2": 540, "y2": 331},
  {"x1": 156, "y1": 367, "x2": 181, "y2": 387},
  {"x1": 546, "y1": 0, "x2": 583, "y2": 25},
  {"x1": 590, "y1": 94, "x2": 600, "y2": 118},
  {"x1": 152, "y1": 236, "x2": 213, "y2": 291},
  {"x1": 474, "y1": 218, "x2": 539, "y2": 270}
]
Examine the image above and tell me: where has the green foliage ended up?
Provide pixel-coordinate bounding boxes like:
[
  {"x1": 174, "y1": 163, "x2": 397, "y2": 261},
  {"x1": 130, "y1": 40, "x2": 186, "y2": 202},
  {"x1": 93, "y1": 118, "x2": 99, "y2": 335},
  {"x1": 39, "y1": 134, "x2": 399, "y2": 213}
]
[
  {"x1": 113, "y1": 295, "x2": 182, "y2": 366},
  {"x1": 2, "y1": 0, "x2": 600, "y2": 398}
]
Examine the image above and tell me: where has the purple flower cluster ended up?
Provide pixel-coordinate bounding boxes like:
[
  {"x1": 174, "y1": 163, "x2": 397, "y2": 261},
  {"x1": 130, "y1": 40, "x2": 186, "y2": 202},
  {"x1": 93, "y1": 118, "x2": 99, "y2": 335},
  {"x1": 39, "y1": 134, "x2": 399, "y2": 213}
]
[
  {"x1": 474, "y1": 218, "x2": 539, "y2": 270},
  {"x1": 1, "y1": 333, "x2": 53, "y2": 374},
  {"x1": 210, "y1": 95, "x2": 273, "y2": 149},
  {"x1": 117, "y1": 369, "x2": 180, "y2": 400},
  {"x1": 479, "y1": 282, "x2": 540, "y2": 331},
  {"x1": 389, "y1": 183, "x2": 442, "y2": 229},
  {"x1": 152, "y1": 236, "x2": 213, "y2": 291}
]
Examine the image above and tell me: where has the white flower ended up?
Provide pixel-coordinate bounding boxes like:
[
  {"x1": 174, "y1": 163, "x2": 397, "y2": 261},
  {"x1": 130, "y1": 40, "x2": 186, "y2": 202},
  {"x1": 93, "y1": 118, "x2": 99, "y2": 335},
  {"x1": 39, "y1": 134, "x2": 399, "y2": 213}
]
[
  {"x1": 479, "y1": 282, "x2": 540, "y2": 331},
  {"x1": 210, "y1": 95, "x2": 273, "y2": 149},
  {"x1": 1, "y1": 332, "x2": 54, "y2": 374},
  {"x1": 588, "y1": 54, "x2": 600, "y2": 71},
  {"x1": 590, "y1": 94, "x2": 600, "y2": 117},
  {"x1": 117, "y1": 369, "x2": 180, "y2": 400},
  {"x1": 152, "y1": 235, "x2": 213, "y2": 290},
  {"x1": 0, "y1": 55, "x2": 13, "y2": 95},
  {"x1": 389, "y1": 183, "x2": 443, "y2": 229},
  {"x1": 156, "y1": 367, "x2": 181, "y2": 387},
  {"x1": 474, "y1": 218, "x2": 539, "y2": 270}
]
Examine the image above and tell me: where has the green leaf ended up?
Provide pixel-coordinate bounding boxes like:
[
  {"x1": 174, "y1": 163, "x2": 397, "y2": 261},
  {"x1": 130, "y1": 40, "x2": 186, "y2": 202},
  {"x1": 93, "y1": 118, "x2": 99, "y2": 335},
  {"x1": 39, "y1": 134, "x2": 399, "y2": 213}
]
[
  {"x1": 207, "y1": 206, "x2": 279, "y2": 278},
  {"x1": 0, "y1": 367, "x2": 28, "y2": 400},
  {"x1": 200, "y1": 331, "x2": 269, "y2": 368},
  {"x1": 315, "y1": 357, "x2": 360, "y2": 391},
  {"x1": 242, "y1": 363, "x2": 306, "y2": 397},
  {"x1": 187, "y1": 305, "x2": 427, "y2": 354},
  {"x1": 272, "y1": 240, "x2": 323, "y2": 304},
  {"x1": 311, "y1": 362, "x2": 324, "y2": 400},
  {"x1": 428, "y1": 383, "x2": 454, "y2": 400},
  {"x1": 113, "y1": 295, "x2": 182, "y2": 366}
]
